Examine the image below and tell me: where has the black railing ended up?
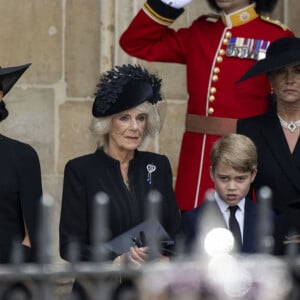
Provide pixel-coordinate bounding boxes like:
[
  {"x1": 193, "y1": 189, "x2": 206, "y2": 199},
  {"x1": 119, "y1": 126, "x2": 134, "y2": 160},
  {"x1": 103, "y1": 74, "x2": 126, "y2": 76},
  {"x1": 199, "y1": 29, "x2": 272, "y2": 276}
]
[{"x1": 0, "y1": 188, "x2": 299, "y2": 300}]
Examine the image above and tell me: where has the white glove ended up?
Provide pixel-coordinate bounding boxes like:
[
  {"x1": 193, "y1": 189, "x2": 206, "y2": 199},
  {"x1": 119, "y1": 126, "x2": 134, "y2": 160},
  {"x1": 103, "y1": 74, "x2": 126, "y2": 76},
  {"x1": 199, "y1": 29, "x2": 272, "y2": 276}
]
[{"x1": 161, "y1": 0, "x2": 193, "y2": 9}]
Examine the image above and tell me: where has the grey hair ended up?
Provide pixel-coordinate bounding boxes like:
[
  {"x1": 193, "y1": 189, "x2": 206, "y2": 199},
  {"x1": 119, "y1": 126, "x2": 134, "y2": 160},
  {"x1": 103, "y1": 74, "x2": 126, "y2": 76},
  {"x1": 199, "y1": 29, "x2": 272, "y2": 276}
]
[{"x1": 89, "y1": 101, "x2": 163, "y2": 148}]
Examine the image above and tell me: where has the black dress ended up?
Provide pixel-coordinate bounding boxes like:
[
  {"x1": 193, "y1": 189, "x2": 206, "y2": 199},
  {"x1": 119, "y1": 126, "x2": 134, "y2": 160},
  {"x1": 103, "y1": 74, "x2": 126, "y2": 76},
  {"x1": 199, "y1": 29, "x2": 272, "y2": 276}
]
[
  {"x1": 0, "y1": 134, "x2": 42, "y2": 263},
  {"x1": 59, "y1": 148, "x2": 181, "y2": 261}
]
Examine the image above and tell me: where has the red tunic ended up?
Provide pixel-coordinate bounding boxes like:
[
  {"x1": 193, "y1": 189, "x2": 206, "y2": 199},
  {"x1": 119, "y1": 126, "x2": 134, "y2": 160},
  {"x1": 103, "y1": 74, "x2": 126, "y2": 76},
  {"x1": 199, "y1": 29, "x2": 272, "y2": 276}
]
[{"x1": 120, "y1": 1, "x2": 294, "y2": 211}]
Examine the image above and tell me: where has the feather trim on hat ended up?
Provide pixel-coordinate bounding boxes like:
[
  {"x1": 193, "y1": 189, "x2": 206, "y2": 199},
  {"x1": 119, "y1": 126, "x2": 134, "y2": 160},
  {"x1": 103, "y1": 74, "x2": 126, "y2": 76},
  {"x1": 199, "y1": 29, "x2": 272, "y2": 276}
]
[{"x1": 93, "y1": 64, "x2": 162, "y2": 117}]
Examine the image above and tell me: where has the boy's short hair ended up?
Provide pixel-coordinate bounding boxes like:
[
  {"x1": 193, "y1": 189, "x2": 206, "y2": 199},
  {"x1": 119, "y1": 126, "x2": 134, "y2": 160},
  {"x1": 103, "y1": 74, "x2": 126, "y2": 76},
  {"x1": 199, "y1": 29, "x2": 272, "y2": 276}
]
[{"x1": 210, "y1": 133, "x2": 257, "y2": 173}]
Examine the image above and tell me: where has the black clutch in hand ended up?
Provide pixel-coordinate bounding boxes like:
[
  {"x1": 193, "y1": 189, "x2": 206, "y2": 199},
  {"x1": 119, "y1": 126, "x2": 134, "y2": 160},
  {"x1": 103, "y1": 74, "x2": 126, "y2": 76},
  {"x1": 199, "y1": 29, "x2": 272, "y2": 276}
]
[{"x1": 105, "y1": 218, "x2": 174, "y2": 255}]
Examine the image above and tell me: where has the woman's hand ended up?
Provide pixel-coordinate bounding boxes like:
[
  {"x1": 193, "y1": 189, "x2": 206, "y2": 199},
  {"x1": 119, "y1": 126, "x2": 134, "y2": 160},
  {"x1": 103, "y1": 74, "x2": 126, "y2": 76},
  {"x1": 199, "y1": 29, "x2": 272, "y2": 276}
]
[
  {"x1": 128, "y1": 246, "x2": 148, "y2": 266},
  {"x1": 113, "y1": 246, "x2": 149, "y2": 267},
  {"x1": 113, "y1": 248, "x2": 171, "y2": 267},
  {"x1": 22, "y1": 223, "x2": 31, "y2": 247}
]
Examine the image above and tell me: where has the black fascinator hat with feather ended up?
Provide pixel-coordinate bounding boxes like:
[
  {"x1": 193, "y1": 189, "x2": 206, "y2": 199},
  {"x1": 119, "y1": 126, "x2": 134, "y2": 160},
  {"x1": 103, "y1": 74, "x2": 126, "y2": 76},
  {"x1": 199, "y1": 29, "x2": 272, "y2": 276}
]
[{"x1": 93, "y1": 64, "x2": 163, "y2": 117}]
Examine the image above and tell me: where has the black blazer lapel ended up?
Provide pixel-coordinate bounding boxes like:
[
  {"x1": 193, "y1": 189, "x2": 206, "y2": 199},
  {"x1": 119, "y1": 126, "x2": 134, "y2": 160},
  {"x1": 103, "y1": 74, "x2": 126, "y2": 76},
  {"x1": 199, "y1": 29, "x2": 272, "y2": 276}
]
[{"x1": 261, "y1": 113, "x2": 300, "y2": 193}]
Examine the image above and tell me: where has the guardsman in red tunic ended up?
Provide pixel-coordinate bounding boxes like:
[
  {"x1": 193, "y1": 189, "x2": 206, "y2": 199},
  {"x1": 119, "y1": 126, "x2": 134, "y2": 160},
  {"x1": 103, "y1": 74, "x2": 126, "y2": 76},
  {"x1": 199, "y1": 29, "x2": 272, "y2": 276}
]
[{"x1": 120, "y1": 0, "x2": 294, "y2": 211}]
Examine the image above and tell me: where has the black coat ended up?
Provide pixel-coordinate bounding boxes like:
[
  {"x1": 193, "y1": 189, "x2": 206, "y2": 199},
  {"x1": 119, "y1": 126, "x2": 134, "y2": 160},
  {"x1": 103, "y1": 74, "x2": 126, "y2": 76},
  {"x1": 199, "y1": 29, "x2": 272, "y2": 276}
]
[
  {"x1": 237, "y1": 110, "x2": 300, "y2": 255},
  {"x1": 0, "y1": 134, "x2": 42, "y2": 263},
  {"x1": 237, "y1": 110, "x2": 300, "y2": 214},
  {"x1": 59, "y1": 148, "x2": 181, "y2": 261}
]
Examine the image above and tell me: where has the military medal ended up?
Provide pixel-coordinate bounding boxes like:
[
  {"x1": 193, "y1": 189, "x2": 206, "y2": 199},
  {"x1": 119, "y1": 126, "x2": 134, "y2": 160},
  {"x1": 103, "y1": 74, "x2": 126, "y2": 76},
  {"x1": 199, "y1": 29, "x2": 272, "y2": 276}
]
[
  {"x1": 257, "y1": 40, "x2": 270, "y2": 60},
  {"x1": 226, "y1": 37, "x2": 271, "y2": 60}
]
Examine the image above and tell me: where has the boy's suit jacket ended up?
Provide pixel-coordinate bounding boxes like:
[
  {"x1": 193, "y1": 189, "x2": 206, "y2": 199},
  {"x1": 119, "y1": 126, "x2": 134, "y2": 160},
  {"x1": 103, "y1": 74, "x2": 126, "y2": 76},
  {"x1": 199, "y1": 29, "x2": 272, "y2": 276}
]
[{"x1": 182, "y1": 197, "x2": 257, "y2": 254}]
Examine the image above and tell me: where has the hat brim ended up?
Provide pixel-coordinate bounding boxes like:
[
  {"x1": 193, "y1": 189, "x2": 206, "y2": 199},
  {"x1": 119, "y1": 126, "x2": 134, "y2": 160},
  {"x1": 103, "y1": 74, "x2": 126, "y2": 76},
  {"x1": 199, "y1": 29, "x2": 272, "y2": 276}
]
[
  {"x1": 93, "y1": 80, "x2": 154, "y2": 117},
  {"x1": 0, "y1": 63, "x2": 31, "y2": 95},
  {"x1": 238, "y1": 52, "x2": 300, "y2": 82}
]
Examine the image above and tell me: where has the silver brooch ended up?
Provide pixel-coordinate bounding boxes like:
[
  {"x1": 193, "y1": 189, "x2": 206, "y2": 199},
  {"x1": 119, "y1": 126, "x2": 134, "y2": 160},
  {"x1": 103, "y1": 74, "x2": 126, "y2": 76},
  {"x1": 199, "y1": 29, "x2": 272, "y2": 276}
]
[{"x1": 146, "y1": 164, "x2": 156, "y2": 184}]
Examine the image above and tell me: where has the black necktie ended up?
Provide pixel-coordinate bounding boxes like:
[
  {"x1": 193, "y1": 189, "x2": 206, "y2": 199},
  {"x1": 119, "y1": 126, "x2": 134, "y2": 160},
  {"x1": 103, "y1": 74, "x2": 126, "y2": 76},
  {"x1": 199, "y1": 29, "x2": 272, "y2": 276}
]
[{"x1": 228, "y1": 206, "x2": 242, "y2": 250}]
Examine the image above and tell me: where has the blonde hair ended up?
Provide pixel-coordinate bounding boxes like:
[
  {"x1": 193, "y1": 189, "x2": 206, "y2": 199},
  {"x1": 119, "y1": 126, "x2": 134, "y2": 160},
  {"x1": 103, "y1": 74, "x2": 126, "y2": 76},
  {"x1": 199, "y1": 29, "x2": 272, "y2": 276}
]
[
  {"x1": 89, "y1": 101, "x2": 163, "y2": 148},
  {"x1": 210, "y1": 134, "x2": 257, "y2": 173}
]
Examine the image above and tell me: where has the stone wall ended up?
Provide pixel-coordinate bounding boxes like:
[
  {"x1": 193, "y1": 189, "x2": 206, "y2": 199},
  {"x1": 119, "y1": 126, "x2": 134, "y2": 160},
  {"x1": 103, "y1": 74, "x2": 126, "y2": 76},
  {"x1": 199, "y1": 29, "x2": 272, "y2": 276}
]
[{"x1": 0, "y1": 0, "x2": 299, "y2": 297}]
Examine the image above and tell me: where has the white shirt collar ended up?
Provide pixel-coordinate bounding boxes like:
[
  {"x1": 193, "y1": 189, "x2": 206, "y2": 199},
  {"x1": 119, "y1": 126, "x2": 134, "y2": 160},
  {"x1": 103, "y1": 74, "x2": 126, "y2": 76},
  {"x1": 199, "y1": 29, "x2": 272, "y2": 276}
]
[{"x1": 214, "y1": 191, "x2": 246, "y2": 213}]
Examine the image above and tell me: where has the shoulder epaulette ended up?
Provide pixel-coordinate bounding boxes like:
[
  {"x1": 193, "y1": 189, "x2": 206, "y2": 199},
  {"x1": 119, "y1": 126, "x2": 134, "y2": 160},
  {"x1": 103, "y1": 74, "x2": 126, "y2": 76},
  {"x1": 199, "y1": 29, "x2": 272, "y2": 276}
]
[
  {"x1": 205, "y1": 13, "x2": 220, "y2": 23},
  {"x1": 260, "y1": 15, "x2": 290, "y2": 31}
]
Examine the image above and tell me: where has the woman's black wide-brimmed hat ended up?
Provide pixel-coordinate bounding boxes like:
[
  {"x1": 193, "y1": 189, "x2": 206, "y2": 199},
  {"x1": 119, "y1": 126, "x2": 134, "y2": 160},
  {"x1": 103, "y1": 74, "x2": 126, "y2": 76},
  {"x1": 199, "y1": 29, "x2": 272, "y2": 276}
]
[
  {"x1": 238, "y1": 37, "x2": 300, "y2": 82},
  {"x1": 0, "y1": 63, "x2": 31, "y2": 95},
  {"x1": 92, "y1": 64, "x2": 163, "y2": 117}
]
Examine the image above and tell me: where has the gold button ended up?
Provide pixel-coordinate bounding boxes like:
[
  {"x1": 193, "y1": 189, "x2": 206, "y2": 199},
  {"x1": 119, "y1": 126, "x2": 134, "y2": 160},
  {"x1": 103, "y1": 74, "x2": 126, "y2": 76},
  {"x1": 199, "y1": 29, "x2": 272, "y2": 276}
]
[
  {"x1": 217, "y1": 56, "x2": 223, "y2": 63},
  {"x1": 223, "y1": 38, "x2": 229, "y2": 45},
  {"x1": 209, "y1": 95, "x2": 215, "y2": 102},
  {"x1": 225, "y1": 31, "x2": 232, "y2": 38},
  {"x1": 212, "y1": 75, "x2": 218, "y2": 82},
  {"x1": 214, "y1": 67, "x2": 220, "y2": 74},
  {"x1": 210, "y1": 87, "x2": 216, "y2": 94},
  {"x1": 208, "y1": 107, "x2": 214, "y2": 115},
  {"x1": 219, "y1": 49, "x2": 225, "y2": 56}
]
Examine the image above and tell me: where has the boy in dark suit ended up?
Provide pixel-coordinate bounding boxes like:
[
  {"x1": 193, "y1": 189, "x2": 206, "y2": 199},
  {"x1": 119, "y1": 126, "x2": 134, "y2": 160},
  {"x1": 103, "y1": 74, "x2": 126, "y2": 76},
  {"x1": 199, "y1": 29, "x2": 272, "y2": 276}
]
[{"x1": 182, "y1": 133, "x2": 258, "y2": 255}]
